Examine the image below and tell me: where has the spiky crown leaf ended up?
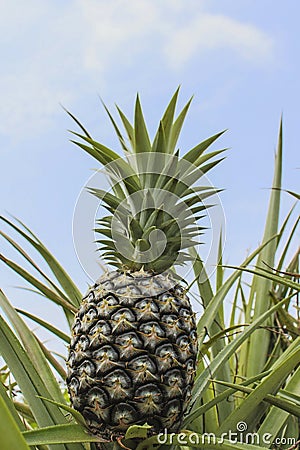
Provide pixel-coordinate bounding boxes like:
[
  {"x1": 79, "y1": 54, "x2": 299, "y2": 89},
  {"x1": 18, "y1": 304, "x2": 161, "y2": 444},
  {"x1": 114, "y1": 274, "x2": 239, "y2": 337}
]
[{"x1": 68, "y1": 88, "x2": 226, "y2": 272}]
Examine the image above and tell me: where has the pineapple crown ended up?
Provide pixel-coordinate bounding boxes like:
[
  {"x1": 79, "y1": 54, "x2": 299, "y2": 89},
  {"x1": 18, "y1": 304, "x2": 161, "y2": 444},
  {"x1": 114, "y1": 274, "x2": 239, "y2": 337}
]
[{"x1": 68, "y1": 88, "x2": 226, "y2": 273}]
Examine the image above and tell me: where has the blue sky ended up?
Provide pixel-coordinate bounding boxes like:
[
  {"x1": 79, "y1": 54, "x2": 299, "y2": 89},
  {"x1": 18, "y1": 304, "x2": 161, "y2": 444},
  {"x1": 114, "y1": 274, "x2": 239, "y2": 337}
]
[{"x1": 1, "y1": 1, "x2": 299, "y2": 340}]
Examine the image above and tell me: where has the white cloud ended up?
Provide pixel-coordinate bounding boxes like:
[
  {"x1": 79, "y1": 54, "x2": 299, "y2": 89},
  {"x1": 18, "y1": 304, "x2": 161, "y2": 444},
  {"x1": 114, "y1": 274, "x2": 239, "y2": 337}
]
[
  {"x1": 164, "y1": 14, "x2": 274, "y2": 68},
  {"x1": 0, "y1": 0, "x2": 274, "y2": 137},
  {"x1": 79, "y1": 0, "x2": 159, "y2": 72}
]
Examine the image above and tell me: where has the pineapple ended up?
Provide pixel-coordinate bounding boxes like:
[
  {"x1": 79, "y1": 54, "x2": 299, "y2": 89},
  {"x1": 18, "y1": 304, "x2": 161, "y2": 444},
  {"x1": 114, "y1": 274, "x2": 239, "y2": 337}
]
[{"x1": 66, "y1": 89, "x2": 225, "y2": 440}]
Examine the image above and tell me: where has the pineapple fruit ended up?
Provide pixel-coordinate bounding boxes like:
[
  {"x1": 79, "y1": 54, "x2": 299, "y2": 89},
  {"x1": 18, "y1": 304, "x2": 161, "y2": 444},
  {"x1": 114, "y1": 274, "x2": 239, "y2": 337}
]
[{"x1": 66, "y1": 89, "x2": 225, "y2": 440}]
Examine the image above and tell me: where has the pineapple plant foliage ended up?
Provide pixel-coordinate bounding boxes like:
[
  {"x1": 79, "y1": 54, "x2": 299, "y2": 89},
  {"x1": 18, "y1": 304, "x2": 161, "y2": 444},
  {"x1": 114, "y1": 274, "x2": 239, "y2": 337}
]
[{"x1": 0, "y1": 90, "x2": 298, "y2": 450}]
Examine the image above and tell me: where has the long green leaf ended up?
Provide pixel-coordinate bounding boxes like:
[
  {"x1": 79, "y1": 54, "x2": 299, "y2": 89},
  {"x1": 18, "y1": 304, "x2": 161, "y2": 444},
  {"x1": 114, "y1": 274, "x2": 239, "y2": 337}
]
[
  {"x1": 70, "y1": 135, "x2": 141, "y2": 194},
  {"x1": 188, "y1": 297, "x2": 290, "y2": 427},
  {"x1": 14, "y1": 401, "x2": 37, "y2": 425},
  {"x1": 116, "y1": 105, "x2": 135, "y2": 148},
  {"x1": 183, "y1": 371, "x2": 271, "y2": 428},
  {"x1": 0, "y1": 396, "x2": 30, "y2": 450},
  {"x1": 152, "y1": 87, "x2": 180, "y2": 153},
  {"x1": 16, "y1": 308, "x2": 70, "y2": 343},
  {"x1": 0, "y1": 315, "x2": 69, "y2": 450},
  {"x1": 224, "y1": 265, "x2": 300, "y2": 292},
  {"x1": 168, "y1": 97, "x2": 192, "y2": 154},
  {"x1": 246, "y1": 120, "x2": 283, "y2": 377},
  {"x1": 134, "y1": 94, "x2": 152, "y2": 153},
  {"x1": 37, "y1": 337, "x2": 67, "y2": 380},
  {"x1": 1, "y1": 216, "x2": 82, "y2": 307},
  {"x1": 212, "y1": 377, "x2": 300, "y2": 417},
  {"x1": 217, "y1": 339, "x2": 300, "y2": 434},
  {"x1": 257, "y1": 365, "x2": 300, "y2": 441},
  {"x1": 37, "y1": 397, "x2": 87, "y2": 428},
  {"x1": 0, "y1": 379, "x2": 26, "y2": 431},
  {"x1": 191, "y1": 254, "x2": 232, "y2": 423},
  {"x1": 0, "y1": 230, "x2": 70, "y2": 302},
  {"x1": 0, "y1": 291, "x2": 66, "y2": 402},
  {"x1": 23, "y1": 424, "x2": 101, "y2": 446},
  {"x1": 101, "y1": 98, "x2": 130, "y2": 153},
  {"x1": 191, "y1": 235, "x2": 278, "y2": 349},
  {"x1": 0, "y1": 255, "x2": 76, "y2": 313},
  {"x1": 183, "y1": 130, "x2": 226, "y2": 164}
]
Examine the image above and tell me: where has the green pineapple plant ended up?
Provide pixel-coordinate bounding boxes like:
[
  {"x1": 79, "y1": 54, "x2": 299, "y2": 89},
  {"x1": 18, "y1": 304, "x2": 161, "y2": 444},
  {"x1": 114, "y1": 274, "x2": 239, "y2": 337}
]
[
  {"x1": 0, "y1": 90, "x2": 299, "y2": 450},
  {"x1": 65, "y1": 89, "x2": 225, "y2": 441}
]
